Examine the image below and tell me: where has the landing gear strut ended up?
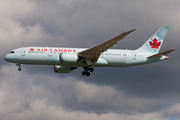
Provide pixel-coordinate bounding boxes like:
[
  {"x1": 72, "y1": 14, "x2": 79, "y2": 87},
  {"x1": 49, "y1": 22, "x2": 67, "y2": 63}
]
[{"x1": 82, "y1": 66, "x2": 94, "y2": 76}]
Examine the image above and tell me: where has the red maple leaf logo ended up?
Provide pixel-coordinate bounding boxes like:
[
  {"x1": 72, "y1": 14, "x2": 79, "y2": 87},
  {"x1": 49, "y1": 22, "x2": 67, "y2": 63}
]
[{"x1": 149, "y1": 38, "x2": 161, "y2": 49}]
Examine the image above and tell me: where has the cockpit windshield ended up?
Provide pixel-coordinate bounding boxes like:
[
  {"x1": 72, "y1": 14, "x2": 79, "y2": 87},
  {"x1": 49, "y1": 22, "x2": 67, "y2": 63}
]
[{"x1": 9, "y1": 51, "x2": 14, "y2": 53}]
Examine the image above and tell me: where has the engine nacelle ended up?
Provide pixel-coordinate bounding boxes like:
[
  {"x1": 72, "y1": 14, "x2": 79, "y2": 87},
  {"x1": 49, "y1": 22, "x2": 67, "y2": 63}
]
[
  {"x1": 54, "y1": 65, "x2": 77, "y2": 73},
  {"x1": 60, "y1": 52, "x2": 78, "y2": 64}
]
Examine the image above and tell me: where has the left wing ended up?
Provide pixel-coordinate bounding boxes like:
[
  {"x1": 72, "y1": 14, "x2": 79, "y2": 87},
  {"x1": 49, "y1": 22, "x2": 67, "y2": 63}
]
[{"x1": 78, "y1": 29, "x2": 137, "y2": 62}]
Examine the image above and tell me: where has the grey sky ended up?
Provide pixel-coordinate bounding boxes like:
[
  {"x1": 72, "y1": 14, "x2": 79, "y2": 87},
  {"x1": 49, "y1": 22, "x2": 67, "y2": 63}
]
[{"x1": 1, "y1": 0, "x2": 180, "y2": 120}]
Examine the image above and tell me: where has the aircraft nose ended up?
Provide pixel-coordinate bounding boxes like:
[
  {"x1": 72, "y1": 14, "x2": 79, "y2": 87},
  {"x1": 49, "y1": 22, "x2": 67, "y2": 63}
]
[
  {"x1": 4, "y1": 55, "x2": 8, "y2": 61},
  {"x1": 4, "y1": 54, "x2": 10, "y2": 62}
]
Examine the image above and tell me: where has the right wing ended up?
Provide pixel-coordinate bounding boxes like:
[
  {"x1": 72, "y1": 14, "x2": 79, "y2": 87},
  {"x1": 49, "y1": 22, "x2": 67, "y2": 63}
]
[{"x1": 78, "y1": 29, "x2": 137, "y2": 62}]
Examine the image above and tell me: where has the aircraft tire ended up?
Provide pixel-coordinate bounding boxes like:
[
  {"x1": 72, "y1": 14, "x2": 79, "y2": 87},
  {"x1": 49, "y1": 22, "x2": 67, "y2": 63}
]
[
  {"x1": 18, "y1": 67, "x2": 22, "y2": 71},
  {"x1": 86, "y1": 72, "x2": 90, "y2": 76},
  {"x1": 82, "y1": 71, "x2": 86, "y2": 76},
  {"x1": 89, "y1": 68, "x2": 94, "y2": 72}
]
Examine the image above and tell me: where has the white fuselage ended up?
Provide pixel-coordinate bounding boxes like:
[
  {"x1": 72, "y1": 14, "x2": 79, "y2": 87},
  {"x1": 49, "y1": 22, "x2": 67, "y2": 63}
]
[{"x1": 4, "y1": 47, "x2": 166, "y2": 67}]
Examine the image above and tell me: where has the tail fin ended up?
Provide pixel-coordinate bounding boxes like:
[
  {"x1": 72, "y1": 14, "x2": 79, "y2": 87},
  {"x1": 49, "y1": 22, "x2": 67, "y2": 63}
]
[{"x1": 137, "y1": 26, "x2": 169, "y2": 54}]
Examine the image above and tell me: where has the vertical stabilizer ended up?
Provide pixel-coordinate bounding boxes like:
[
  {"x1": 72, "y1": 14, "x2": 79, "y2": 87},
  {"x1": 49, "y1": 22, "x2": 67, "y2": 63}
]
[{"x1": 137, "y1": 27, "x2": 169, "y2": 54}]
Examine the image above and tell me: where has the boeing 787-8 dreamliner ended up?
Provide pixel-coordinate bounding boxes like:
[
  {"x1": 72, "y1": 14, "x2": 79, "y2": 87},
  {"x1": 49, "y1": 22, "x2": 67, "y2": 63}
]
[{"x1": 4, "y1": 27, "x2": 175, "y2": 76}]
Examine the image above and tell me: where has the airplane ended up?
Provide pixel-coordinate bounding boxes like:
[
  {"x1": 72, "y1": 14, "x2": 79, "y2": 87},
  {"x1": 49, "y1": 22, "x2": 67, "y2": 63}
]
[{"x1": 4, "y1": 26, "x2": 175, "y2": 76}]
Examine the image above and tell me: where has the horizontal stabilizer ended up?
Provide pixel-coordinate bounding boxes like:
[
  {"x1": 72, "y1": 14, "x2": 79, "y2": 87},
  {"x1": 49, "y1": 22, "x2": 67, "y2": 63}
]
[{"x1": 147, "y1": 49, "x2": 175, "y2": 58}]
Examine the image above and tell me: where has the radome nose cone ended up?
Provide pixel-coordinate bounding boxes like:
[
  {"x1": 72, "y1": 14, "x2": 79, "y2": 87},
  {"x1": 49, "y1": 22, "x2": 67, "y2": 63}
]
[
  {"x1": 4, "y1": 55, "x2": 10, "y2": 61},
  {"x1": 4, "y1": 55, "x2": 8, "y2": 61}
]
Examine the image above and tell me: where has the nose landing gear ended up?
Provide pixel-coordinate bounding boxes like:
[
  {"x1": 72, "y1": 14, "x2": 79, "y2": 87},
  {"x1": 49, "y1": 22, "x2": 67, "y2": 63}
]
[
  {"x1": 16, "y1": 63, "x2": 22, "y2": 71},
  {"x1": 18, "y1": 66, "x2": 22, "y2": 71}
]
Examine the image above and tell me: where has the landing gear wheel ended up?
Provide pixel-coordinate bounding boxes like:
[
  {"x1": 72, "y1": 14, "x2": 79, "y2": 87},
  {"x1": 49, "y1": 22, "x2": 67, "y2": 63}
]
[
  {"x1": 82, "y1": 71, "x2": 90, "y2": 76},
  {"x1": 82, "y1": 66, "x2": 93, "y2": 76},
  {"x1": 86, "y1": 72, "x2": 90, "y2": 76},
  {"x1": 18, "y1": 67, "x2": 22, "y2": 71},
  {"x1": 82, "y1": 71, "x2": 86, "y2": 76},
  {"x1": 89, "y1": 68, "x2": 94, "y2": 72}
]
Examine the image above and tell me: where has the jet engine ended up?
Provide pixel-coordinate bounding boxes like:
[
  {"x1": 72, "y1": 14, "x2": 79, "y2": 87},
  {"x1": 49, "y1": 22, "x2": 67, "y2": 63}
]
[
  {"x1": 54, "y1": 65, "x2": 77, "y2": 73},
  {"x1": 60, "y1": 53, "x2": 78, "y2": 64}
]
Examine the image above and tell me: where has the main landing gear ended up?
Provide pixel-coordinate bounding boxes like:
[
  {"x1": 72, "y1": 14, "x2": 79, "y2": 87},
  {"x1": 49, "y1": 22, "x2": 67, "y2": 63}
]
[
  {"x1": 82, "y1": 67, "x2": 94, "y2": 77},
  {"x1": 16, "y1": 63, "x2": 22, "y2": 71}
]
